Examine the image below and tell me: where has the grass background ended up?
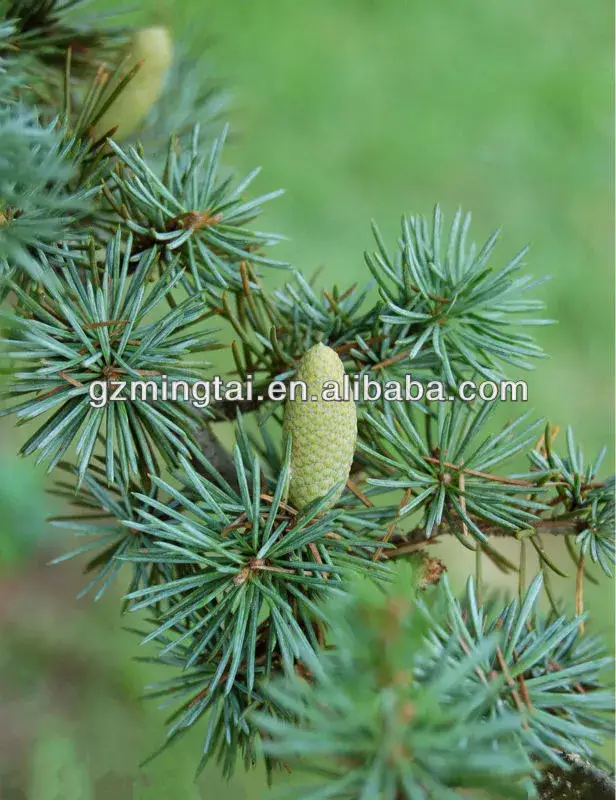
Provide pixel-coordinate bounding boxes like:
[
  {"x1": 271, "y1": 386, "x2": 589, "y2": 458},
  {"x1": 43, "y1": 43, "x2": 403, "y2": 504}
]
[{"x1": 0, "y1": 1, "x2": 613, "y2": 797}]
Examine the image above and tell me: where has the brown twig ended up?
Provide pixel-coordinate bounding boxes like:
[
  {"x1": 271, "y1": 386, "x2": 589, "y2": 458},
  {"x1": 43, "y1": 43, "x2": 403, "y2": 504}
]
[
  {"x1": 422, "y1": 456, "x2": 604, "y2": 490},
  {"x1": 382, "y1": 514, "x2": 590, "y2": 561}
]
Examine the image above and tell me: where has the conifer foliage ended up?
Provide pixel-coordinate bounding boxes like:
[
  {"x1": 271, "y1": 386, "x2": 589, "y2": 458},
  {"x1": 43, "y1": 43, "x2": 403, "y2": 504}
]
[{"x1": 0, "y1": 3, "x2": 613, "y2": 798}]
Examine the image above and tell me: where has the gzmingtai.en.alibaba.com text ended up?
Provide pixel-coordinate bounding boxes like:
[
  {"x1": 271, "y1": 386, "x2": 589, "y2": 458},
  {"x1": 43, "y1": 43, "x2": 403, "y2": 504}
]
[{"x1": 88, "y1": 374, "x2": 528, "y2": 408}]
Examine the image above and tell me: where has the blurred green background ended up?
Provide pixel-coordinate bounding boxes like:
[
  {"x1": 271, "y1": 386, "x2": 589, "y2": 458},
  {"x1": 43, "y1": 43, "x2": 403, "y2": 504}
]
[{"x1": 0, "y1": 1, "x2": 613, "y2": 797}]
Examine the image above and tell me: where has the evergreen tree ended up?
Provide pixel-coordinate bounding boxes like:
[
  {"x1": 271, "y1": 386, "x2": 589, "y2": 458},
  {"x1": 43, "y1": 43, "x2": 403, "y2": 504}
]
[{"x1": 0, "y1": 3, "x2": 613, "y2": 798}]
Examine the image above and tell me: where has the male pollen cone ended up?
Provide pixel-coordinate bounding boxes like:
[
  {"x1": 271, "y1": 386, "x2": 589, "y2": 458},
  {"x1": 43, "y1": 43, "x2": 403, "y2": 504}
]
[
  {"x1": 283, "y1": 342, "x2": 357, "y2": 510},
  {"x1": 92, "y1": 26, "x2": 173, "y2": 141}
]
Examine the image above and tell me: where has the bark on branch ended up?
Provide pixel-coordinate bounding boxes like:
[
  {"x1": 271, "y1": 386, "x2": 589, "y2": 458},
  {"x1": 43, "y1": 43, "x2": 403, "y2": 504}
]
[
  {"x1": 192, "y1": 424, "x2": 239, "y2": 491},
  {"x1": 384, "y1": 515, "x2": 588, "y2": 558},
  {"x1": 536, "y1": 752, "x2": 615, "y2": 800}
]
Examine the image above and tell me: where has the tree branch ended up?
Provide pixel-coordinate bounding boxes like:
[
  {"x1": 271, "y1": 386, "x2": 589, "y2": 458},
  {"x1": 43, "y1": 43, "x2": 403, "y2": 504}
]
[
  {"x1": 192, "y1": 424, "x2": 239, "y2": 491},
  {"x1": 383, "y1": 515, "x2": 587, "y2": 558},
  {"x1": 421, "y1": 456, "x2": 605, "y2": 491},
  {"x1": 536, "y1": 752, "x2": 615, "y2": 800}
]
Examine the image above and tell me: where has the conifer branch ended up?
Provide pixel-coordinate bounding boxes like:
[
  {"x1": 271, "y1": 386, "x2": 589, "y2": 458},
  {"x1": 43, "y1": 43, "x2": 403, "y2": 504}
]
[
  {"x1": 537, "y1": 752, "x2": 615, "y2": 800},
  {"x1": 0, "y1": 5, "x2": 612, "y2": 796},
  {"x1": 385, "y1": 514, "x2": 604, "y2": 553}
]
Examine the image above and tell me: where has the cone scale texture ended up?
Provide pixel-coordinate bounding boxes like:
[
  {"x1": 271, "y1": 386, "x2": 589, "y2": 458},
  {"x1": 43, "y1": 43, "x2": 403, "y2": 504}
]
[{"x1": 283, "y1": 343, "x2": 357, "y2": 510}]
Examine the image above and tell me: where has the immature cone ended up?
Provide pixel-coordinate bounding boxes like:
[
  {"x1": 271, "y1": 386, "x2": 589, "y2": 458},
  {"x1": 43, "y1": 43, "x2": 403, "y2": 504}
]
[
  {"x1": 283, "y1": 342, "x2": 357, "y2": 510},
  {"x1": 92, "y1": 27, "x2": 173, "y2": 141}
]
